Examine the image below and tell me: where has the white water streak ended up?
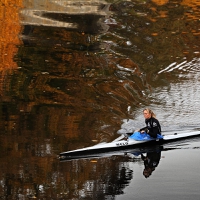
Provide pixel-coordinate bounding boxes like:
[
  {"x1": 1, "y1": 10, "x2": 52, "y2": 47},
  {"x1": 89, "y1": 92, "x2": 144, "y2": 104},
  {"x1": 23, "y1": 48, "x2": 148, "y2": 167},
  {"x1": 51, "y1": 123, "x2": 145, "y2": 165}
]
[{"x1": 158, "y1": 58, "x2": 200, "y2": 74}]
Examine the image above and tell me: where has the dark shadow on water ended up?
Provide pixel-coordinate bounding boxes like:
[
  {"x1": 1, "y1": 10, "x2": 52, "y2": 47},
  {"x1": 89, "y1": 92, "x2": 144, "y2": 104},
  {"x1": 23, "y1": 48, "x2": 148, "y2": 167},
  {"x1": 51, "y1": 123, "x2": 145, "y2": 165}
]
[{"x1": 41, "y1": 12, "x2": 108, "y2": 34}]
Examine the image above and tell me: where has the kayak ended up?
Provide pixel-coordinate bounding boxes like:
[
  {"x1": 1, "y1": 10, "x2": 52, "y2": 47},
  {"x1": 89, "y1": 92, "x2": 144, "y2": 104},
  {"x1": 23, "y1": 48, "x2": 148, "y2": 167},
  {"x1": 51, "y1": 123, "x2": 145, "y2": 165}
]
[{"x1": 59, "y1": 130, "x2": 200, "y2": 161}]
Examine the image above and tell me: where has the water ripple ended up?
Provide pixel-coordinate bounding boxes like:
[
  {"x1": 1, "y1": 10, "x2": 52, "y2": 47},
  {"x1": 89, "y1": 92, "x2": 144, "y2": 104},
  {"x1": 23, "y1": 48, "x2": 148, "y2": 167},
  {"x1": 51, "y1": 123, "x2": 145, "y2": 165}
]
[{"x1": 158, "y1": 57, "x2": 200, "y2": 74}]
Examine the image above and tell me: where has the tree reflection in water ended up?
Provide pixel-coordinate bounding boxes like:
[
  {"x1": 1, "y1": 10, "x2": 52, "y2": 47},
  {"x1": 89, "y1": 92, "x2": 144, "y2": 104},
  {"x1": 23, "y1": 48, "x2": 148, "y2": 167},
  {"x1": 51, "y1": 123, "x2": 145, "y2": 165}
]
[
  {"x1": 0, "y1": 0, "x2": 200, "y2": 199},
  {"x1": 59, "y1": 146, "x2": 163, "y2": 199}
]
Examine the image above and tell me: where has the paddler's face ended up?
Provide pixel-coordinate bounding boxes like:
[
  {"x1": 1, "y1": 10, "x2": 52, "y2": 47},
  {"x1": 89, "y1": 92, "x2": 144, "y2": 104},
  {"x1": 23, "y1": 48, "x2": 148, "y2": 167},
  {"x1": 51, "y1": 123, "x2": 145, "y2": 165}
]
[{"x1": 143, "y1": 110, "x2": 151, "y2": 119}]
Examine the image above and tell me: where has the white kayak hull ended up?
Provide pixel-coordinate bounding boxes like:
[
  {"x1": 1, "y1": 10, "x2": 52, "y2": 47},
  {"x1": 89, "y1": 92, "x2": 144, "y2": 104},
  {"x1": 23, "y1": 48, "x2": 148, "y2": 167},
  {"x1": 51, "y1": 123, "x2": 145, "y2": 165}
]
[{"x1": 59, "y1": 130, "x2": 200, "y2": 160}]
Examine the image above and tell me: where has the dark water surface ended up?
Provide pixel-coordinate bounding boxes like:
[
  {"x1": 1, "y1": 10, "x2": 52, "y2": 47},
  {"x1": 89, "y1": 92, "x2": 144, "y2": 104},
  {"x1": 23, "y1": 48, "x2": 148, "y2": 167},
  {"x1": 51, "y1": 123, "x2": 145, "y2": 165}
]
[{"x1": 0, "y1": 0, "x2": 200, "y2": 199}]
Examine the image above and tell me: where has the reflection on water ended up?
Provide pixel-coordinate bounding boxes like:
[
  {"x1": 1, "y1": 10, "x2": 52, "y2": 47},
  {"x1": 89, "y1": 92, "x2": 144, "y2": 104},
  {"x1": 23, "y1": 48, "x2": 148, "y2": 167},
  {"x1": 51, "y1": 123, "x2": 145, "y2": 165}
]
[
  {"x1": 141, "y1": 150, "x2": 161, "y2": 178},
  {"x1": 60, "y1": 156, "x2": 134, "y2": 199},
  {"x1": 58, "y1": 138, "x2": 200, "y2": 199},
  {"x1": 0, "y1": 0, "x2": 200, "y2": 199},
  {"x1": 59, "y1": 147, "x2": 161, "y2": 199}
]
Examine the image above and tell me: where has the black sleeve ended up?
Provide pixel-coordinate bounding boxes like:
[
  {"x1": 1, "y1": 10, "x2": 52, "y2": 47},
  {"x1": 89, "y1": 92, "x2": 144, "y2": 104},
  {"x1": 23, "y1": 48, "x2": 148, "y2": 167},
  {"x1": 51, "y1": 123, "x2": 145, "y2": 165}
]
[
  {"x1": 155, "y1": 119, "x2": 161, "y2": 133},
  {"x1": 139, "y1": 126, "x2": 147, "y2": 131},
  {"x1": 148, "y1": 118, "x2": 161, "y2": 138}
]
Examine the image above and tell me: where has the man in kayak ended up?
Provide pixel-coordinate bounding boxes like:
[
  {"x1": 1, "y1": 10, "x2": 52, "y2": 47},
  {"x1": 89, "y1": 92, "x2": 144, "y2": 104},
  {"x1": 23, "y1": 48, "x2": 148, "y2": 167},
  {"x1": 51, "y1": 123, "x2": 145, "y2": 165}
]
[{"x1": 139, "y1": 108, "x2": 161, "y2": 138}]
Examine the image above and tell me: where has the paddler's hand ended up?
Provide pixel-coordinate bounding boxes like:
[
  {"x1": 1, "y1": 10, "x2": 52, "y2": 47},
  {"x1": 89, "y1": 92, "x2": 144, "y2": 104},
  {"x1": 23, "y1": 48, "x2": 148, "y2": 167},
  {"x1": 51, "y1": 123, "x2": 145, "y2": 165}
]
[{"x1": 140, "y1": 130, "x2": 145, "y2": 134}]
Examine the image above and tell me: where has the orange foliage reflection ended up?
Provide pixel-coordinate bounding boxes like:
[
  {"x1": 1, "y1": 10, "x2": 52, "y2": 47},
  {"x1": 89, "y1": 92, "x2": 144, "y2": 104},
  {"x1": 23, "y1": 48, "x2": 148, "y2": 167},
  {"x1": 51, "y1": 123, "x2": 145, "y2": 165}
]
[
  {"x1": 181, "y1": 0, "x2": 200, "y2": 20},
  {"x1": 152, "y1": 0, "x2": 200, "y2": 10},
  {"x1": 151, "y1": 0, "x2": 169, "y2": 5},
  {"x1": 182, "y1": 0, "x2": 200, "y2": 6},
  {"x1": 0, "y1": 0, "x2": 23, "y2": 71}
]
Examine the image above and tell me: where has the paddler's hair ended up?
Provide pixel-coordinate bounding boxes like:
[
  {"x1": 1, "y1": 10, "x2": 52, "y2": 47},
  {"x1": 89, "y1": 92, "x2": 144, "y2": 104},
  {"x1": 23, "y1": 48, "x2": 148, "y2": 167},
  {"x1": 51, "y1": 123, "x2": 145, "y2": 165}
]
[{"x1": 143, "y1": 108, "x2": 156, "y2": 118}]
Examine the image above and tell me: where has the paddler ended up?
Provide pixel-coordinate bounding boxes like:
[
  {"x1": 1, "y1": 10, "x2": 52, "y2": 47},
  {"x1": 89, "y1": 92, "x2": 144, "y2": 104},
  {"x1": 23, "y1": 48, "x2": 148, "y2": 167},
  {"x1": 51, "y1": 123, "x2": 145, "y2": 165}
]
[{"x1": 139, "y1": 108, "x2": 162, "y2": 138}]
